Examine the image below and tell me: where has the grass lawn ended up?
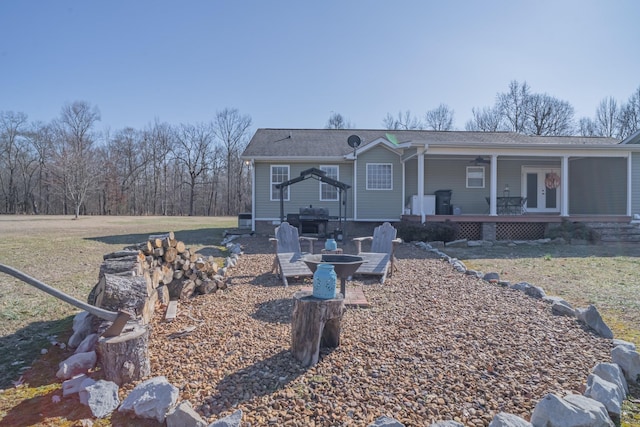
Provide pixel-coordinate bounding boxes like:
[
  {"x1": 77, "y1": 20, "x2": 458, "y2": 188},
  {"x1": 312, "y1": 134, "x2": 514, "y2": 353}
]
[{"x1": 0, "y1": 216, "x2": 639, "y2": 425}]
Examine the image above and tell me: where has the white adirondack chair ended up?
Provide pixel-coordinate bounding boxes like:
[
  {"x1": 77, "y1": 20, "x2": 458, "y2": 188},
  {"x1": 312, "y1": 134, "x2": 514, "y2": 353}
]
[
  {"x1": 270, "y1": 222, "x2": 317, "y2": 286},
  {"x1": 352, "y1": 222, "x2": 401, "y2": 284}
]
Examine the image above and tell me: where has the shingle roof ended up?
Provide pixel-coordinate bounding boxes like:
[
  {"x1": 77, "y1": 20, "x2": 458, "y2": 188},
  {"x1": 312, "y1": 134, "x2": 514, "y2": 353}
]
[{"x1": 242, "y1": 128, "x2": 621, "y2": 158}]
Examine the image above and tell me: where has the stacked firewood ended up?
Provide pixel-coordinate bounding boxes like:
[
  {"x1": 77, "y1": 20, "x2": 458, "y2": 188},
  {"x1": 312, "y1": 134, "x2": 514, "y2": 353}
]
[{"x1": 90, "y1": 231, "x2": 227, "y2": 325}]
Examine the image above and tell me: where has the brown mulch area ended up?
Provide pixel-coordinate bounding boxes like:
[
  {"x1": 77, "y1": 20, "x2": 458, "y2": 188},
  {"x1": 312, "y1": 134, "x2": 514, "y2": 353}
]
[{"x1": 146, "y1": 236, "x2": 612, "y2": 426}]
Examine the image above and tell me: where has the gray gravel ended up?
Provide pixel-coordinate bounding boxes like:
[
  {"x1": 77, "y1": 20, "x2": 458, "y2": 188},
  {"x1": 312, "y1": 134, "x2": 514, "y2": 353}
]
[{"x1": 147, "y1": 237, "x2": 611, "y2": 426}]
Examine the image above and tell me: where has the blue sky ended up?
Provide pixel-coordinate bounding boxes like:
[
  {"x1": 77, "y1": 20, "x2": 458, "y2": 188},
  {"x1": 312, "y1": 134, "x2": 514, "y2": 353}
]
[{"x1": 1, "y1": 1, "x2": 639, "y2": 134}]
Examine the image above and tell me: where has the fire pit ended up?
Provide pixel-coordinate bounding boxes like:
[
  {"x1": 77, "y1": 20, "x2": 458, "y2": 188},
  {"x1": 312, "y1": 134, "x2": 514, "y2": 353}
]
[{"x1": 302, "y1": 254, "x2": 366, "y2": 298}]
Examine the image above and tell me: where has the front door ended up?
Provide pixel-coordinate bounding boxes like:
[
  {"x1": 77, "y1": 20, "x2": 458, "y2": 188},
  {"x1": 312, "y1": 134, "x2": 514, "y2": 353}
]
[{"x1": 522, "y1": 167, "x2": 561, "y2": 213}]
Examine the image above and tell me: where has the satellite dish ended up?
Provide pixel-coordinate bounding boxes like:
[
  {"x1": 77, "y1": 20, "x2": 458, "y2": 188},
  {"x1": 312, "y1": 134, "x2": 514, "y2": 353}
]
[{"x1": 347, "y1": 135, "x2": 361, "y2": 148}]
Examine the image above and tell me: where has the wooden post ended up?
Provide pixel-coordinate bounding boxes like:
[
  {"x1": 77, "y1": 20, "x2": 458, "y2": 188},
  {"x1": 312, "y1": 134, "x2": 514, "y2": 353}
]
[
  {"x1": 96, "y1": 321, "x2": 150, "y2": 385},
  {"x1": 291, "y1": 290, "x2": 345, "y2": 367}
]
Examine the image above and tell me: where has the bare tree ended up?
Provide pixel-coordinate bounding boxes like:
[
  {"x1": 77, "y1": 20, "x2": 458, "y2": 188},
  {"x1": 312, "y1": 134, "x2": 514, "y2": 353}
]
[
  {"x1": 325, "y1": 112, "x2": 353, "y2": 129},
  {"x1": 0, "y1": 111, "x2": 28, "y2": 213},
  {"x1": 526, "y1": 94, "x2": 575, "y2": 136},
  {"x1": 619, "y1": 86, "x2": 640, "y2": 139},
  {"x1": 592, "y1": 97, "x2": 620, "y2": 138},
  {"x1": 51, "y1": 101, "x2": 101, "y2": 218},
  {"x1": 578, "y1": 117, "x2": 597, "y2": 136},
  {"x1": 382, "y1": 110, "x2": 424, "y2": 130},
  {"x1": 465, "y1": 106, "x2": 504, "y2": 132},
  {"x1": 497, "y1": 80, "x2": 531, "y2": 133},
  {"x1": 173, "y1": 122, "x2": 213, "y2": 216},
  {"x1": 213, "y1": 108, "x2": 252, "y2": 214},
  {"x1": 424, "y1": 104, "x2": 454, "y2": 131}
]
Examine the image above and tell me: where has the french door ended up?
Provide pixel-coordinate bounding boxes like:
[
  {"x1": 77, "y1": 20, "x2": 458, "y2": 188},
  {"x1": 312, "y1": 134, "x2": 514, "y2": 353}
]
[{"x1": 522, "y1": 167, "x2": 561, "y2": 213}]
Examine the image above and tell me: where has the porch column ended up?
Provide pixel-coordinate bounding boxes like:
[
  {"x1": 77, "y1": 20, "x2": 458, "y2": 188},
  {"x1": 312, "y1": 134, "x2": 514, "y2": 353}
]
[
  {"x1": 489, "y1": 154, "x2": 498, "y2": 215},
  {"x1": 561, "y1": 155, "x2": 569, "y2": 216},
  {"x1": 627, "y1": 153, "x2": 633, "y2": 216},
  {"x1": 417, "y1": 147, "x2": 425, "y2": 223}
]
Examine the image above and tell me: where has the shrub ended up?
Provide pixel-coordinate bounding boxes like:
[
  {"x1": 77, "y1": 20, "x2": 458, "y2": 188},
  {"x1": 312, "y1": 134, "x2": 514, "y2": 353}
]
[
  {"x1": 395, "y1": 220, "x2": 459, "y2": 243},
  {"x1": 545, "y1": 219, "x2": 600, "y2": 243}
]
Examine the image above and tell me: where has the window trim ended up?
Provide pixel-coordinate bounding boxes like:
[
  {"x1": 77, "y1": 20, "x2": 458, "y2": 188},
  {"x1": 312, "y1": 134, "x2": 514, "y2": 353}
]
[
  {"x1": 270, "y1": 165, "x2": 290, "y2": 201},
  {"x1": 366, "y1": 163, "x2": 393, "y2": 190},
  {"x1": 466, "y1": 166, "x2": 485, "y2": 188},
  {"x1": 319, "y1": 165, "x2": 339, "y2": 201}
]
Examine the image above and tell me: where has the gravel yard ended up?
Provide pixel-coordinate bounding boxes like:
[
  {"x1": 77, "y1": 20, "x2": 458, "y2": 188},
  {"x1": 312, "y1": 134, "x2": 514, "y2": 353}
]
[{"x1": 147, "y1": 236, "x2": 612, "y2": 426}]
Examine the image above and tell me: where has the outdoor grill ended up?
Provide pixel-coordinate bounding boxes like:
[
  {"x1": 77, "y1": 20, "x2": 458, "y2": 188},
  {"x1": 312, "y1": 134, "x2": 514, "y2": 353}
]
[{"x1": 297, "y1": 206, "x2": 329, "y2": 236}]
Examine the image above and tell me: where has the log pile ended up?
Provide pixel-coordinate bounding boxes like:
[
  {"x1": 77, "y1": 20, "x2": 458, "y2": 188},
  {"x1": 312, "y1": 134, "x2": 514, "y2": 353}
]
[{"x1": 90, "y1": 231, "x2": 228, "y2": 327}]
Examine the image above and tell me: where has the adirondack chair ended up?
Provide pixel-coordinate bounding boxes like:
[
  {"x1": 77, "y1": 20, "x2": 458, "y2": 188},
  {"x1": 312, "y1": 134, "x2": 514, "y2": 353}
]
[
  {"x1": 270, "y1": 222, "x2": 317, "y2": 286},
  {"x1": 352, "y1": 222, "x2": 401, "y2": 284}
]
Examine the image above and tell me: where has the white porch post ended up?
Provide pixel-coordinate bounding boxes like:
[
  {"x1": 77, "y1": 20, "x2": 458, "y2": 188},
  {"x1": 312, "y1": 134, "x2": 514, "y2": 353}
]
[
  {"x1": 490, "y1": 154, "x2": 497, "y2": 215},
  {"x1": 627, "y1": 153, "x2": 633, "y2": 216},
  {"x1": 417, "y1": 147, "x2": 425, "y2": 223},
  {"x1": 561, "y1": 155, "x2": 569, "y2": 217}
]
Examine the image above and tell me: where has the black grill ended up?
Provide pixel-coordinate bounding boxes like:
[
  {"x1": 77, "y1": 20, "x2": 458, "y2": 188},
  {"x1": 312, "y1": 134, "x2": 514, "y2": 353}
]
[{"x1": 296, "y1": 207, "x2": 329, "y2": 236}]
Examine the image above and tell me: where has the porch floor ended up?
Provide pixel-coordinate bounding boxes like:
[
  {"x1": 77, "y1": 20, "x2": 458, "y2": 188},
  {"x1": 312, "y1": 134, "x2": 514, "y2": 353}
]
[{"x1": 402, "y1": 214, "x2": 632, "y2": 224}]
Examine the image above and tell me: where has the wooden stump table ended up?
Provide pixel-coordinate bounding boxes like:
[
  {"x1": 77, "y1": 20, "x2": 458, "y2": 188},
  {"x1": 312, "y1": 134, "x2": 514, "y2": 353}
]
[{"x1": 291, "y1": 290, "x2": 345, "y2": 367}]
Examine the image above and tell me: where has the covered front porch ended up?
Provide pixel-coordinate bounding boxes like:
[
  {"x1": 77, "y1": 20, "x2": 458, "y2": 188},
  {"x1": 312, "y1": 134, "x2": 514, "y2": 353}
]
[{"x1": 402, "y1": 145, "x2": 633, "y2": 223}]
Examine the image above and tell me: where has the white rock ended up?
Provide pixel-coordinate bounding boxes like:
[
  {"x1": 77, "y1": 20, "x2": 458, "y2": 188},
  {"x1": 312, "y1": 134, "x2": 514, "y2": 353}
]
[
  {"x1": 62, "y1": 374, "x2": 94, "y2": 397},
  {"x1": 75, "y1": 333, "x2": 98, "y2": 354},
  {"x1": 209, "y1": 409, "x2": 243, "y2": 427},
  {"x1": 118, "y1": 376, "x2": 178, "y2": 422},
  {"x1": 612, "y1": 339, "x2": 636, "y2": 351},
  {"x1": 56, "y1": 351, "x2": 97, "y2": 380},
  {"x1": 611, "y1": 345, "x2": 640, "y2": 384},
  {"x1": 68, "y1": 312, "x2": 93, "y2": 348},
  {"x1": 530, "y1": 393, "x2": 614, "y2": 427},
  {"x1": 166, "y1": 401, "x2": 207, "y2": 427},
  {"x1": 592, "y1": 362, "x2": 628, "y2": 396},
  {"x1": 81, "y1": 380, "x2": 120, "y2": 418},
  {"x1": 575, "y1": 305, "x2": 614, "y2": 339},
  {"x1": 488, "y1": 412, "x2": 532, "y2": 426},
  {"x1": 584, "y1": 373, "x2": 623, "y2": 417}
]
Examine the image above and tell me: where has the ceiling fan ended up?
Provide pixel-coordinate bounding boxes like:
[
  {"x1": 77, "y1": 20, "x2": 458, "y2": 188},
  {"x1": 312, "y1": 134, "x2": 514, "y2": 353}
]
[{"x1": 470, "y1": 156, "x2": 491, "y2": 165}]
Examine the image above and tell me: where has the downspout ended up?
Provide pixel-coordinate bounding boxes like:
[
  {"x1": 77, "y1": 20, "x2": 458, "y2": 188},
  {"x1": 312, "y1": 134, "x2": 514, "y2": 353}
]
[
  {"x1": 490, "y1": 155, "x2": 497, "y2": 215},
  {"x1": 353, "y1": 157, "x2": 357, "y2": 221},
  {"x1": 561, "y1": 155, "x2": 569, "y2": 217},
  {"x1": 417, "y1": 146, "x2": 425, "y2": 223}
]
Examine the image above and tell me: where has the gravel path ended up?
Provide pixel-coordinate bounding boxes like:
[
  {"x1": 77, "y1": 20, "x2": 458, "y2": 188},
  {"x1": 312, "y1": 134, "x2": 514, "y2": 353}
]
[{"x1": 147, "y1": 237, "x2": 612, "y2": 426}]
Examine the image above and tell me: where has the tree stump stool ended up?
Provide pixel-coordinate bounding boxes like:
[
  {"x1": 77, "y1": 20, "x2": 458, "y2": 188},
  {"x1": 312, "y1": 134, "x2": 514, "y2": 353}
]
[
  {"x1": 96, "y1": 321, "x2": 151, "y2": 385},
  {"x1": 291, "y1": 290, "x2": 345, "y2": 367}
]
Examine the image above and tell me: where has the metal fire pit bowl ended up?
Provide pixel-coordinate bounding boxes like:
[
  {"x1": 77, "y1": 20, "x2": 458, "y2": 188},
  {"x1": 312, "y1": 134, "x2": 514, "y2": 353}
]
[{"x1": 302, "y1": 254, "x2": 366, "y2": 298}]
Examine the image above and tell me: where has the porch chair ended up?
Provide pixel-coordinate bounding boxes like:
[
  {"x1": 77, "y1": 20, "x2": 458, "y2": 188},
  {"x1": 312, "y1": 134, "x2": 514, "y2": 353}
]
[
  {"x1": 270, "y1": 222, "x2": 317, "y2": 287},
  {"x1": 352, "y1": 222, "x2": 402, "y2": 284}
]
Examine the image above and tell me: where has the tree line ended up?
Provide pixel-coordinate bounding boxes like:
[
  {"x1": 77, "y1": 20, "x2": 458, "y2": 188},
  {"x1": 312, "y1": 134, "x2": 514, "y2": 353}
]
[
  {"x1": 327, "y1": 80, "x2": 640, "y2": 139},
  {"x1": 0, "y1": 101, "x2": 252, "y2": 216}
]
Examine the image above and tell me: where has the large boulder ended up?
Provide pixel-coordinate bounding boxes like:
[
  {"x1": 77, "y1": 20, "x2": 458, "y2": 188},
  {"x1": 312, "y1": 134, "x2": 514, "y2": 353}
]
[
  {"x1": 592, "y1": 362, "x2": 628, "y2": 396},
  {"x1": 611, "y1": 345, "x2": 640, "y2": 384},
  {"x1": 575, "y1": 305, "x2": 614, "y2": 339},
  {"x1": 368, "y1": 416, "x2": 405, "y2": 427},
  {"x1": 530, "y1": 393, "x2": 614, "y2": 427},
  {"x1": 166, "y1": 401, "x2": 207, "y2": 427},
  {"x1": 209, "y1": 409, "x2": 243, "y2": 427},
  {"x1": 584, "y1": 374, "x2": 624, "y2": 418},
  {"x1": 80, "y1": 380, "x2": 120, "y2": 419},
  {"x1": 488, "y1": 412, "x2": 532, "y2": 427},
  {"x1": 118, "y1": 376, "x2": 179, "y2": 422}
]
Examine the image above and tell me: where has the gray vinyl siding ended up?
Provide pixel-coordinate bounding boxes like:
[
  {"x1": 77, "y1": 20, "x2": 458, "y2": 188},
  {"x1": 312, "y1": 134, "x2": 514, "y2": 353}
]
[
  {"x1": 253, "y1": 162, "x2": 354, "y2": 219},
  {"x1": 356, "y1": 146, "x2": 403, "y2": 220},
  {"x1": 633, "y1": 153, "x2": 640, "y2": 215},
  {"x1": 569, "y1": 157, "x2": 627, "y2": 214}
]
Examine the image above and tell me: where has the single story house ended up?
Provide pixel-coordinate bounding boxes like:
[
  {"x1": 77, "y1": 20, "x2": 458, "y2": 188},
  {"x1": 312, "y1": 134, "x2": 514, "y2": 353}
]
[{"x1": 241, "y1": 128, "x2": 640, "y2": 240}]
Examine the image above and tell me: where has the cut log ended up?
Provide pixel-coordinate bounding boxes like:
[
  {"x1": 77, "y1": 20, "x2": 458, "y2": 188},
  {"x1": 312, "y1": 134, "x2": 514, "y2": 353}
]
[
  {"x1": 103, "y1": 250, "x2": 140, "y2": 261},
  {"x1": 180, "y1": 280, "x2": 195, "y2": 300},
  {"x1": 99, "y1": 259, "x2": 142, "y2": 278},
  {"x1": 165, "y1": 301, "x2": 178, "y2": 322},
  {"x1": 152, "y1": 247, "x2": 164, "y2": 257},
  {"x1": 175, "y1": 241, "x2": 186, "y2": 254},
  {"x1": 196, "y1": 279, "x2": 217, "y2": 295},
  {"x1": 94, "y1": 274, "x2": 150, "y2": 316},
  {"x1": 157, "y1": 285, "x2": 170, "y2": 305},
  {"x1": 163, "y1": 247, "x2": 178, "y2": 263},
  {"x1": 291, "y1": 290, "x2": 345, "y2": 367},
  {"x1": 96, "y1": 322, "x2": 151, "y2": 386}
]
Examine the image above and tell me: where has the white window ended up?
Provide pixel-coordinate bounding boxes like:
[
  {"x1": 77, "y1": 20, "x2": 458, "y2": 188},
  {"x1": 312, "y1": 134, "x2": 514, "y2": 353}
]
[
  {"x1": 319, "y1": 165, "x2": 339, "y2": 201},
  {"x1": 366, "y1": 163, "x2": 393, "y2": 190},
  {"x1": 271, "y1": 165, "x2": 290, "y2": 201},
  {"x1": 466, "y1": 166, "x2": 485, "y2": 188}
]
